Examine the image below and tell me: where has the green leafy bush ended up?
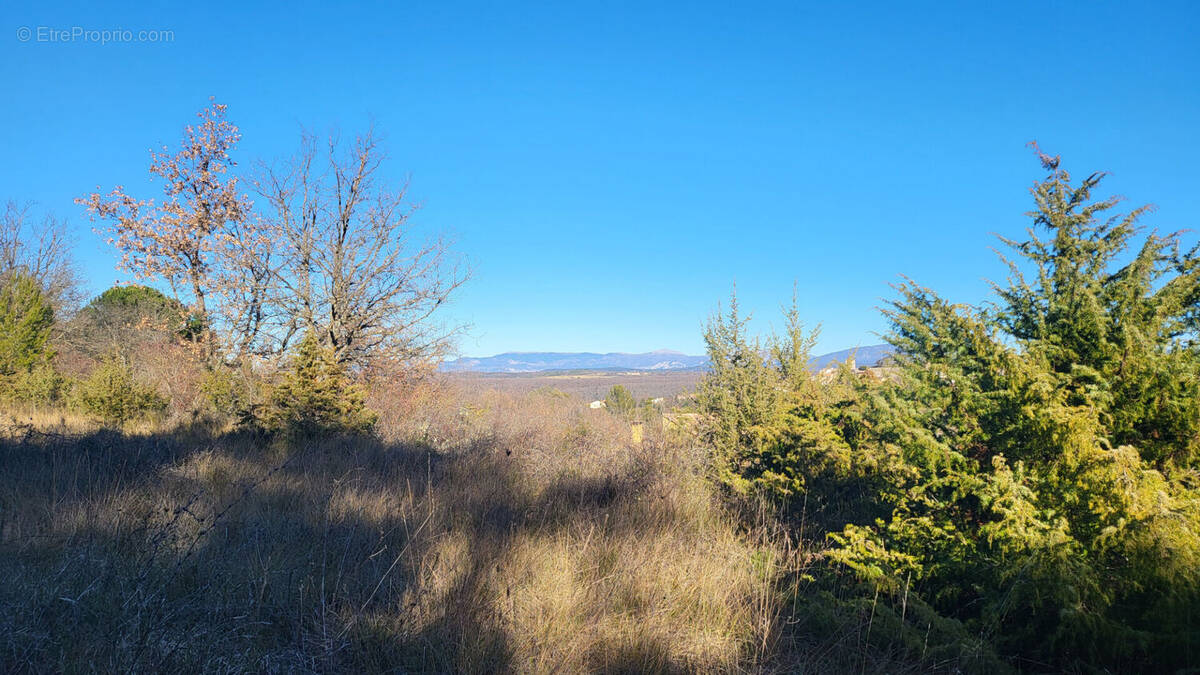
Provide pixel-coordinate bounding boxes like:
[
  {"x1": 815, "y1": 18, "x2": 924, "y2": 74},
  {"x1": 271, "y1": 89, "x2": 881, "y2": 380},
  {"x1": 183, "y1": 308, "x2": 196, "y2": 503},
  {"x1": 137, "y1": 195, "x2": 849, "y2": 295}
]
[
  {"x1": 255, "y1": 332, "x2": 377, "y2": 435},
  {"x1": 74, "y1": 355, "x2": 168, "y2": 424}
]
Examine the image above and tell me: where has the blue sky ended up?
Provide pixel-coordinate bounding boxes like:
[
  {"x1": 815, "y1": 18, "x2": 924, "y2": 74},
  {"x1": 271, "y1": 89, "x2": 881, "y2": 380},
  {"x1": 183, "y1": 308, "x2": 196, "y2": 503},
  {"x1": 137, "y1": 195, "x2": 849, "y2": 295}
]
[{"x1": 3, "y1": 1, "x2": 1198, "y2": 356}]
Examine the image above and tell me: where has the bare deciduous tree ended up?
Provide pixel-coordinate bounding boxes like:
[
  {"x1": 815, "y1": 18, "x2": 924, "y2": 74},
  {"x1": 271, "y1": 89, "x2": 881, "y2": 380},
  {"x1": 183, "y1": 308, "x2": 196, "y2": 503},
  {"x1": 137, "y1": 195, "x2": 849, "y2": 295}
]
[
  {"x1": 255, "y1": 129, "x2": 468, "y2": 372},
  {"x1": 0, "y1": 200, "x2": 82, "y2": 311},
  {"x1": 210, "y1": 211, "x2": 277, "y2": 360},
  {"x1": 79, "y1": 102, "x2": 464, "y2": 373}
]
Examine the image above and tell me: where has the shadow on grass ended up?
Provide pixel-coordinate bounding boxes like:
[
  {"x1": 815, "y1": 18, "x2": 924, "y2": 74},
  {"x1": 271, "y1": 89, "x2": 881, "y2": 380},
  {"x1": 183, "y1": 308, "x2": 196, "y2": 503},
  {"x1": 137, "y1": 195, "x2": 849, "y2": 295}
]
[{"x1": 0, "y1": 422, "x2": 689, "y2": 673}]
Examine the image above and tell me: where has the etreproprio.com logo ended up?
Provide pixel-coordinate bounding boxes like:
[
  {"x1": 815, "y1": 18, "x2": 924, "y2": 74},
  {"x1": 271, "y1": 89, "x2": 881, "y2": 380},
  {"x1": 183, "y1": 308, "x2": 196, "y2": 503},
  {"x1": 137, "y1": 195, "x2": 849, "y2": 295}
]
[{"x1": 16, "y1": 25, "x2": 174, "y2": 44}]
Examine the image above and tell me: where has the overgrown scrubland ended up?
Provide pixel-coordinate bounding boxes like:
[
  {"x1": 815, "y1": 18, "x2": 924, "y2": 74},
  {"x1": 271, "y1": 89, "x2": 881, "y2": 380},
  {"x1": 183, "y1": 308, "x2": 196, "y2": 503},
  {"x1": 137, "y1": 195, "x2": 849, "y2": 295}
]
[
  {"x1": 0, "y1": 386, "x2": 786, "y2": 673},
  {"x1": 3, "y1": 98, "x2": 1197, "y2": 673}
]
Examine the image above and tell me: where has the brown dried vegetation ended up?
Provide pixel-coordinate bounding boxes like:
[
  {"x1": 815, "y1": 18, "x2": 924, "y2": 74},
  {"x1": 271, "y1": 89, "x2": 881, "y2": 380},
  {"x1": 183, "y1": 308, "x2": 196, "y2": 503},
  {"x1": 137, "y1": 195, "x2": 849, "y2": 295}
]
[{"x1": 0, "y1": 383, "x2": 822, "y2": 673}]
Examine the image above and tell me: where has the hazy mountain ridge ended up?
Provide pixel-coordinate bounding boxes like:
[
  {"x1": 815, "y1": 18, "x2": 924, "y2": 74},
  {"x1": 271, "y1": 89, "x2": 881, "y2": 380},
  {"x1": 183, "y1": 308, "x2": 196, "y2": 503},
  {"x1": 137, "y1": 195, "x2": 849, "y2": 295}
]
[
  {"x1": 441, "y1": 350, "x2": 710, "y2": 373},
  {"x1": 442, "y1": 345, "x2": 895, "y2": 373},
  {"x1": 808, "y1": 344, "x2": 896, "y2": 370}
]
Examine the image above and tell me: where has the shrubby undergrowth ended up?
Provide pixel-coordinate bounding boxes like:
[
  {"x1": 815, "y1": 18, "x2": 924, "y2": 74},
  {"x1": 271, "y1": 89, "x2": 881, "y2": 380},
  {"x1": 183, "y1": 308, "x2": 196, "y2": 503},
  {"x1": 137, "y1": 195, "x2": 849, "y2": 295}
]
[{"x1": 73, "y1": 354, "x2": 169, "y2": 424}]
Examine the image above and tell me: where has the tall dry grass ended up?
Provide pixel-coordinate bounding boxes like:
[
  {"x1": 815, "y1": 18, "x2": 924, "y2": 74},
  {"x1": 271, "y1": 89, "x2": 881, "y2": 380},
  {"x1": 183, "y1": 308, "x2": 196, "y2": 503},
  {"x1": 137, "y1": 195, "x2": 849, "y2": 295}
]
[{"x1": 0, "y1": 381, "x2": 800, "y2": 672}]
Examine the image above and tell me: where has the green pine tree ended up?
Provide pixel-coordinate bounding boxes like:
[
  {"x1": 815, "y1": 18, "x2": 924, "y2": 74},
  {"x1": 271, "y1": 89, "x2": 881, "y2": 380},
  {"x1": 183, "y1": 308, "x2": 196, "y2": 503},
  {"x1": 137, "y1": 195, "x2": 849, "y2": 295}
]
[
  {"x1": 604, "y1": 384, "x2": 636, "y2": 416},
  {"x1": 259, "y1": 332, "x2": 377, "y2": 435},
  {"x1": 701, "y1": 150, "x2": 1200, "y2": 671},
  {"x1": 0, "y1": 273, "x2": 54, "y2": 376},
  {"x1": 823, "y1": 149, "x2": 1200, "y2": 671},
  {"x1": 697, "y1": 290, "x2": 814, "y2": 494}
]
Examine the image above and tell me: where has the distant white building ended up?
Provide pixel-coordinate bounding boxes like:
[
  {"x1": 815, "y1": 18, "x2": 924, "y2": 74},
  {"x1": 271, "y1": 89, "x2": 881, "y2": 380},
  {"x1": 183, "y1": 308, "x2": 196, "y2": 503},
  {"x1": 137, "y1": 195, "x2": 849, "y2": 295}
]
[{"x1": 589, "y1": 400, "x2": 606, "y2": 409}]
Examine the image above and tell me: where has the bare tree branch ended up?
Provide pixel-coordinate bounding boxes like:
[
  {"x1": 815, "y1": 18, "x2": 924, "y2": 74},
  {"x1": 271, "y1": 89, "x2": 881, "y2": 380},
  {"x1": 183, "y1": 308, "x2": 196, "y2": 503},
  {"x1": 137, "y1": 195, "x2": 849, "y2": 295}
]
[
  {"x1": 254, "y1": 128, "x2": 469, "y2": 373},
  {"x1": 0, "y1": 200, "x2": 83, "y2": 313}
]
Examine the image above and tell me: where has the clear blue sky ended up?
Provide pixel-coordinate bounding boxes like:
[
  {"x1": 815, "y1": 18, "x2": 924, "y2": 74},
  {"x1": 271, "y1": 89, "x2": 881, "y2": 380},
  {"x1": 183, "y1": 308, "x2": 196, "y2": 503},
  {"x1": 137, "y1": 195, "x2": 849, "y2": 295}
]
[{"x1": 3, "y1": 1, "x2": 1198, "y2": 356}]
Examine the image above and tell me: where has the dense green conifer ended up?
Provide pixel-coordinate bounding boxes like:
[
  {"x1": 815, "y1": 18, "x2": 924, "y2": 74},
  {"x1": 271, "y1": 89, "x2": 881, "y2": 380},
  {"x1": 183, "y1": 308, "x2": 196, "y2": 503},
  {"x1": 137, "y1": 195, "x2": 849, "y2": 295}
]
[
  {"x1": 0, "y1": 273, "x2": 54, "y2": 376},
  {"x1": 701, "y1": 150, "x2": 1200, "y2": 670},
  {"x1": 259, "y1": 332, "x2": 377, "y2": 435}
]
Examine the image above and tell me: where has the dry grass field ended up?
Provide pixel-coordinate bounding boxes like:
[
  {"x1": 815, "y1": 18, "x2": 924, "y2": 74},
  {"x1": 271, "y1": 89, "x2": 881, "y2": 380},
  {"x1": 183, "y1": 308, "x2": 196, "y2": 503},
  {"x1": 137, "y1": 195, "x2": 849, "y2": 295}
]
[
  {"x1": 0, "y1": 373, "x2": 929, "y2": 674},
  {"x1": 0, "y1": 382, "x2": 785, "y2": 673}
]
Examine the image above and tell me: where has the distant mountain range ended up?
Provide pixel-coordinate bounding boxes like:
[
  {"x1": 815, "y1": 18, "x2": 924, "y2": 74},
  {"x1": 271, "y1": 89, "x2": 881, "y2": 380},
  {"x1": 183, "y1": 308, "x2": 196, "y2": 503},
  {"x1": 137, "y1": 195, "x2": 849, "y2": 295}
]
[
  {"x1": 441, "y1": 345, "x2": 895, "y2": 373},
  {"x1": 441, "y1": 350, "x2": 709, "y2": 373},
  {"x1": 808, "y1": 344, "x2": 896, "y2": 370}
]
